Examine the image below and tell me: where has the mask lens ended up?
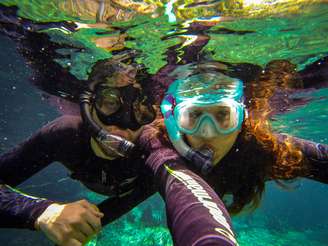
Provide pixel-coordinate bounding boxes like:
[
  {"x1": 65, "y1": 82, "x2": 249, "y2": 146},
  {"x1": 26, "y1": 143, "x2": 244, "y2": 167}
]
[
  {"x1": 177, "y1": 106, "x2": 203, "y2": 132},
  {"x1": 95, "y1": 88, "x2": 121, "y2": 116},
  {"x1": 212, "y1": 106, "x2": 234, "y2": 130},
  {"x1": 133, "y1": 96, "x2": 156, "y2": 125},
  {"x1": 176, "y1": 101, "x2": 242, "y2": 134}
]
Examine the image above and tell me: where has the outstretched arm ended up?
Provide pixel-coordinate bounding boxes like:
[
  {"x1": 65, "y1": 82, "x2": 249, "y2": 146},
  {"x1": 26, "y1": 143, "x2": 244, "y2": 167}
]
[
  {"x1": 0, "y1": 182, "x2": 53, "y2": 229},
  {"x1": 138, "y1": 124, "x2": 238, "y2": 246},
  {"x1": 0, "y1": 116, "x2": 103, "y2": 245},
  {"x1": 0, "y1": 115, "x2": 80, "y2": 229},
  {"x1": 0, "y1": 181, "x2": 103, "y2": 246}
]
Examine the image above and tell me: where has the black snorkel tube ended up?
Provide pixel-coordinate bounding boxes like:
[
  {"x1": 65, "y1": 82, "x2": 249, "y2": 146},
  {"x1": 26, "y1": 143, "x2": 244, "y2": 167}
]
[{"x1": 79, "y1": 90, "x2": 135, "y2": 158}]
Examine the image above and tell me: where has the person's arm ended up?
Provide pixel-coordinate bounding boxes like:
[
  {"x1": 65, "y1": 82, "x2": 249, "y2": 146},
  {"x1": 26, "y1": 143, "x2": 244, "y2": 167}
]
[
  {"x1": 0, "y1": 181, "x2": 103, "y2": 246},
  {"x1": 0, "y1": 181, "x2": 53, "y2": 229},
  {"x1": 276, "y1": 134, "x2": 328, "y2": 183},
  {"x1": 138, "y1": 125, "x2": 238, "y2": 246},
  {"x1": 0, "y1": 182, "x2": 103, "y2": 246},
  {"x1": 0, "y1": 115, "x2": 87, "y2": 186},
  {"x1": 0, "y1": 116, "x2": 103, "y2": 245}
]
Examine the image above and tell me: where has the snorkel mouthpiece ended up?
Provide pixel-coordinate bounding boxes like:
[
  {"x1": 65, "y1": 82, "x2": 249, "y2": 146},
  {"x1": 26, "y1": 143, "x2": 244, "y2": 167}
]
[
  {"x1": 80, "y1": 91, "x2": 135, "y2": 158},
  {"x1": 97, "y1": 129, "x2": 135, "y2": 157},
  {"x1": 187, "y1": 148, "x2": 214, "y2": 175}
]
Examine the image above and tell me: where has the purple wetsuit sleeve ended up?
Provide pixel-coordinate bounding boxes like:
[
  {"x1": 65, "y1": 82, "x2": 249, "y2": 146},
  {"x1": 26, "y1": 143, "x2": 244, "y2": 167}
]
[
  {"x1": 157, "y1": 162, "x2": 237, "y2": 246},
  {"x1": 0, "y1": 115, "x2": 84, "y2": 228},
  {"x1": 138, "y1": 126, "x2": 238, "y2": 246},
  {"x1": 0, "y1": 183, "x2": 53, "y2": 229}
]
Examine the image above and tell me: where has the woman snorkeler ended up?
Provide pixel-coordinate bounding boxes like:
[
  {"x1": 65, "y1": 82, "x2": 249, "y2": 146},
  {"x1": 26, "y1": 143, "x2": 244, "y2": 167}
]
[
  {"x1": 134, "y1": 10, "x2": 328, "y2": 214},
  {"x1": 140, "y1": 58, "x2": 328, "y2": 215}
]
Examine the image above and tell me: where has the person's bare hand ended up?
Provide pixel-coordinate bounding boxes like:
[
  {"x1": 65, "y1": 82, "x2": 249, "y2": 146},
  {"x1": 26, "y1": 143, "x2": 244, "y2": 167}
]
[{"x1": 35, "y1": 199, "x2": 104, "y2": 246}]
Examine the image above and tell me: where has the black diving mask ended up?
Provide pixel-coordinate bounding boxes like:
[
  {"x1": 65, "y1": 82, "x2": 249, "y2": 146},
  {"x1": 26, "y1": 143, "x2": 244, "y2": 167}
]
[
  {"x1": 80, "y1": 83, "x2": 156, "y2": 158},
  {"x1": 94, "y1": 84, "x2": 156, "y2": 130}
]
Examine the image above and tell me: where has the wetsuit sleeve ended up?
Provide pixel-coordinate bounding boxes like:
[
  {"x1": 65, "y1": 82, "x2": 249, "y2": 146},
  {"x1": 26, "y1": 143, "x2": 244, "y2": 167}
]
[
  {"x1": 0, "y1": 115, "x2": 84, "y2": 229},
  {"x1": 0, "y1": 183, "x2": 53, "y2": 229},
  {"x1": 277, "y1": 134, "x2": 328, "y2": 183},
  {"x1": 138, "y1": 125, "x2": 238, "y2": 246}
]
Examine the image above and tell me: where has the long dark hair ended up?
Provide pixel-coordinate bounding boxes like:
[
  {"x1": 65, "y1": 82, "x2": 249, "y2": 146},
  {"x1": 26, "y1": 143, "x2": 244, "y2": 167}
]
[{"x1": 225, "y1": 60, "x2": 306, "y2": 214}]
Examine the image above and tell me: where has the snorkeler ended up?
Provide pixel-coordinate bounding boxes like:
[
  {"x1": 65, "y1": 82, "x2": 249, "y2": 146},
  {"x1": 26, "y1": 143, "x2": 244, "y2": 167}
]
[
  {"x1": 0, "y1": 53, "x2": 151, "y2": 242},
  {"x1": 140, "y1": 59, "x2": 328, "y2": 215},
  {"x1": 137, "y1": 12, "x2": 328, "y2": 213}
]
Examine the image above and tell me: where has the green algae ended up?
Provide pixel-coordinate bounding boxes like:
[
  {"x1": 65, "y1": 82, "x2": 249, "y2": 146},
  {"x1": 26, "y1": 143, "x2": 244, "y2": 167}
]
[
  {"x1": 237, "y1": 227, "x2": 326, "y2": 246},
  {"x1": 0, "y1": 0, "x2": 81, "y2": 22},
  {"x1": 93, "y1": 193, "x2": 172, "y2": 246},
  {"x1": 41, "y1": 27, "x2": 113, "y2": 80},
  {"x1": 79, "y1": 189, "x2": 328, "y2": 246},
  {"x1": 204, "y1": 4, "x2": 328, "y2": 70},
  {"x1": 114, "y1": 15, "x2": 180, "y2": 74}
]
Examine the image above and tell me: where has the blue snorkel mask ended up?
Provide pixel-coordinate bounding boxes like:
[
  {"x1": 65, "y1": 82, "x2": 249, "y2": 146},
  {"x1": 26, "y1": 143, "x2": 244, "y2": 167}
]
[{"x1": 161, "y1": 72, "x2": 245, "y2": 175}]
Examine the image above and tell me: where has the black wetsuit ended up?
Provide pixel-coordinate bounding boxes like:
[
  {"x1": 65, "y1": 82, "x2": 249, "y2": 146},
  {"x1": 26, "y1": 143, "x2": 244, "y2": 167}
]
[{"x1": 0, "y1": 184, "x2": 53, "y2": 229}]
